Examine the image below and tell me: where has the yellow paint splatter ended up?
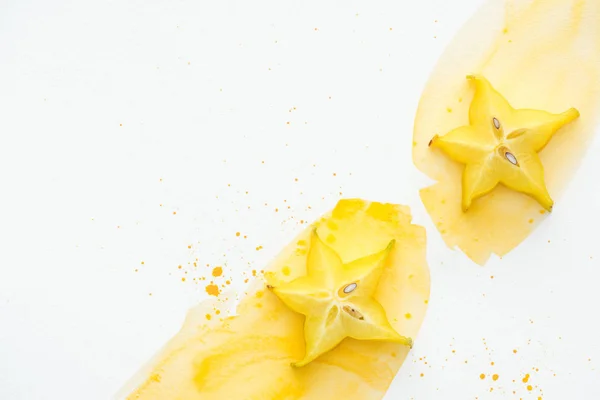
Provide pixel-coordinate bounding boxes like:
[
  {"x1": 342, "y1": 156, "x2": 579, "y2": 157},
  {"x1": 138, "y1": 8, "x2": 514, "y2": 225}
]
[{"x1": 122, "y1": 199, "x2": 431, "y2": 399}]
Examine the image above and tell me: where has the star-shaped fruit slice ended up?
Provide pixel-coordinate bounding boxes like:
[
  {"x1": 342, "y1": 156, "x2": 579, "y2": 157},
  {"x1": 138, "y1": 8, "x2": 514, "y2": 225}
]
[
  {"x1": 267, "y1": 229, "x2": 412, "y2": 367},
  {"x1": 430, "y1": 74, "x2": 580, "y2": 212}
]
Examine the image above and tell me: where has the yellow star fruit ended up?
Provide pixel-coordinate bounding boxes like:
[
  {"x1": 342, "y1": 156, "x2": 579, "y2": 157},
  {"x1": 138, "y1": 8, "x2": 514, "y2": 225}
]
[
  {"x1": 430, "y1": 75, "x2": 579, "y2": 212},
  {"x1": 268, "y1": 229, "x2": 412, "y2": 367}
]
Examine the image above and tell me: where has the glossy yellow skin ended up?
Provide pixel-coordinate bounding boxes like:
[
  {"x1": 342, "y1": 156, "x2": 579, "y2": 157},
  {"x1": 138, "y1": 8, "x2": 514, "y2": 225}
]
[
  {"x1": 431, "y1": 75, "x2": 579, "y2": 212},
  {"x1": 268, "y1": 230, "x2": 412, "y2": 367}
]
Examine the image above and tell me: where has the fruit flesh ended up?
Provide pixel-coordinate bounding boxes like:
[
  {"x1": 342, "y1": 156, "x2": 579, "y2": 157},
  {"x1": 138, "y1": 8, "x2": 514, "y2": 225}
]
[
  {"x1": 119, "y1": 199, "x2": 430, "y2": 400},
  {"x1": 412, "y1": 0, "x2": 600, "y2": 265},
  {"x1": 268, "y1": 231, "x2": 412, "y2": 367}
]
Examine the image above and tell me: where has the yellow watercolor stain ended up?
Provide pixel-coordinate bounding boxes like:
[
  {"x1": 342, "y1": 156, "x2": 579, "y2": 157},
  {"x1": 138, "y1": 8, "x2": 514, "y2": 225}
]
[
  {"x1": 212, "y1": 267, "x2": 223, "y2": 277},
  {"x1": 326, "y1": 220, "x2": 339, "y2": 230},
  {"x1": 412, "y1": 0, "x2": 600, "y2": 265},
  {"x1": 121, "y1": 199, "x2": 430, "y2": 400},
  {"x1": 282, "y1": 266, "x2": 291, "y2": 276}
]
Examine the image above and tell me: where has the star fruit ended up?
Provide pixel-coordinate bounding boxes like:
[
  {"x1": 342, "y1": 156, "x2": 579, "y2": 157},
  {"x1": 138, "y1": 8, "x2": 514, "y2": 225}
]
[
  {"x1": 267, "y1": 229, "x2": 412, "y2": 367},
  {"x1": 430, "y1": 74, "x2": 580, "y2": 212}
]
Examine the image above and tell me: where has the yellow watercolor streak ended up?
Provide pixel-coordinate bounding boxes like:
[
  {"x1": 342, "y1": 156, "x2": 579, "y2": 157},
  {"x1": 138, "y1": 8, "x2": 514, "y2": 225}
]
[
  {"x1": 118, "y1": 199, "x2": 430, "y2": 400},
  {"x1": 413, "y1": 0, "x2": 600, "y2": 265}
]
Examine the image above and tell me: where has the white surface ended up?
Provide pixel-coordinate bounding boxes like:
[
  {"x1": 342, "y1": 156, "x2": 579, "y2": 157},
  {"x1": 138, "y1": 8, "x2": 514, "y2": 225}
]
[{"x1": 1, "y1": 0, "x2": 599, "y2": 399}]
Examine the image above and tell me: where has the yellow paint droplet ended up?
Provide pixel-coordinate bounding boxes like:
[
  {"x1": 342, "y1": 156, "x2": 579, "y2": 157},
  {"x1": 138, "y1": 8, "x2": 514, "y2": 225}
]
[
  {"x1": 523, "y1": 373, "x2": 530, "y2": 383},
  {"x1": 527, "y1": 385, "x2": 533, "y2": 391},
  {"x1": 212, "y1": 267, "x2": 223, "y2": 277},
  {"x1": 492, "y1": 374, "x2": 499, "y2": 381},
  {"x1": 528, "y1": 218, "x2": 534, "y2": 224},
  {"x1": 206, "y1": 284, "x2": 220, "y2": 296},
  {"x1": 236, "y1": 232, "x2": 240, "y2": 237},
  {"x1": 282, "y1": 266, "x2": 290, "y2": 276},
  {"x1": 256, "y1": 291, "x2": 264, "y2": 298},
  {"x1": 181, "y1": 277, "x2": 186, "y2": 282},
  {"x1": 405, "y1": 313, "x2": 412, "y2": 319},
  {"x1": 205, "y1": 314, "x2": 211, "y2": 320},
  {"x1": 480, "y1": 373, "x2": 485, "y2": 380},
  {"x1": 420, "y1": 373, "x2": 424, "y2": 377},
  {"x1": 325, "y1": 233, "x2": 336, "y2": 244},
  {"x1": 513, "y1": 349, "x2": 518, "y2": 354}
]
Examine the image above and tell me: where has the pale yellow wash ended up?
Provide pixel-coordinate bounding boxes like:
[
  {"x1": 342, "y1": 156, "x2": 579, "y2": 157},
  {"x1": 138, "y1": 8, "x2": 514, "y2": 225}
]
[
  {"x1": 413, "y1": 0, "x2": 600, "y2": 265},
  {"x1": 118, "y1": 199, "x2": 430, "y2": 400}
]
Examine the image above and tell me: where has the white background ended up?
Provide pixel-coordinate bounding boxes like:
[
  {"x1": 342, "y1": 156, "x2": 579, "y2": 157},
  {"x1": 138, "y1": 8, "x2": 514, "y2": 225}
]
[{"x1": 1, "y1": 0, "x2": 599, "y2": 399}]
